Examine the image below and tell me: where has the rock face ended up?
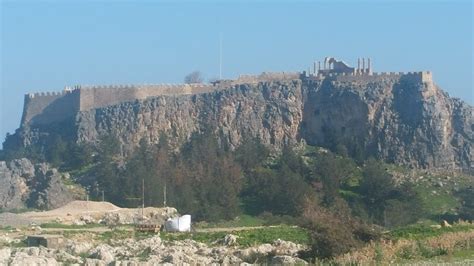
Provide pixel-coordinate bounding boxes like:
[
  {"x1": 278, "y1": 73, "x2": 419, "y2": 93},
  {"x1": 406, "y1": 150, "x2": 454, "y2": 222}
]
[
  {"x1": 301, "y1": 78, "x2": 473, "y2": 171},
  {"x1": 0, "y1": 158, "x2": 73, "y2": 210},
  {"x1": 5, "y1": 75, "x2": 474, "y2": 173}
]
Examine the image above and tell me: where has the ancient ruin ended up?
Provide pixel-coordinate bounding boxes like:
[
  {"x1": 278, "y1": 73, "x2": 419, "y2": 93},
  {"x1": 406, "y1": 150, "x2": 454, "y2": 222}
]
[
  {"x1": 21, "y1": 57, "x2": 433, "y2": 128},
  {"x1": 10, "y1": 57, "x2": 470, "y2": 173}
]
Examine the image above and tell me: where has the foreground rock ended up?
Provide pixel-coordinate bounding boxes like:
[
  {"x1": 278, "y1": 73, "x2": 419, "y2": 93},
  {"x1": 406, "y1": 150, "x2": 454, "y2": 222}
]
[
  {"x1": 0, "y1": 158, "x2": 74, "y2": 210},
  {"x1": 1, "y1": 235, "x2": 307, "y2": 265}
]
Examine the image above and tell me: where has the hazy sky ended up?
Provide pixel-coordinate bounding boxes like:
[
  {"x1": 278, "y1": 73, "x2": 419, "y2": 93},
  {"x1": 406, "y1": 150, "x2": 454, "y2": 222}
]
[{"x1": 1, "y1": 0, "x2": 473, "y2": 146}]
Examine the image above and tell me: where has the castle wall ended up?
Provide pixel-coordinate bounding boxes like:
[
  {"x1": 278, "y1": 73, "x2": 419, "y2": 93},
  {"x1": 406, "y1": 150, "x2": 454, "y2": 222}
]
[
  {"x1": 21, "y1": 90, "x2": 80, "y2": 127},
  {"x1": 236, "y1": 72, "x2": 300, "y2": 83},
  {"x1": 21, "y1": 84, "x2": 218, "y2": 127},
  {"x1": 78, "y1": 84, "x2": 215, "y2": 111},
  {"x1": 332, "y1": 71, "x2": 433, "y2": 85},
  {"x1": 20, "y1": 71, "x2": 433, "y2": 128}
]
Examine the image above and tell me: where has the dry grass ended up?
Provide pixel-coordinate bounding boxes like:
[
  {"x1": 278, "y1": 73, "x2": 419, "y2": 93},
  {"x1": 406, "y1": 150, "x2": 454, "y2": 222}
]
[{"x1": 335, "y1": 221, "x2": 474, "y2": 264}]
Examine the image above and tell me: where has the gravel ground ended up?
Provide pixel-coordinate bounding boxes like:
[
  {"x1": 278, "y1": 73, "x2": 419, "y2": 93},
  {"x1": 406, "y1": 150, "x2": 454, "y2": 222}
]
[{"x1": 0, "y1": 213, "x2": 34, "y2": 227}]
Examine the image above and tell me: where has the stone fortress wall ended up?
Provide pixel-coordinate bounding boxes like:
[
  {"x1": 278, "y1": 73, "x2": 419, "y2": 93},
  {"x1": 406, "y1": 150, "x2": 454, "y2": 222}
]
[
  {"x1": 236, "y1": 72, "x2": 301, "y2": 83},
  {"x1": 21, "y1": 83, "x2": 215, "y2": 127},
  {"x1": 20, "y1": 57, "x2": 434, "y2": 127},
  {"x1": 21, "y1": 89, "x2": 81, "y2": 127},
  {"x1": 77, "y1": 83, "x2": 214, "y2": 111},
  {"x1": 330, "y1": 71, "x2": 433, "y2": 84},
  {"x1": 21, "y1": 72, "x2": 302, "y2": 127}
]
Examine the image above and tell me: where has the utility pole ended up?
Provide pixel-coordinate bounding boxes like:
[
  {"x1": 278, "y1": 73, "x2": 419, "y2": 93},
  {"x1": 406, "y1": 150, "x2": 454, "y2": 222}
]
[
  {"x1": 86, "y1": 189, "x2": 89, "y2": 215},
  {"x1": 142, "y1": 179, "x2": 145, "y2": 218},
  {"x1": 163, "y1": 183, "x2": 167, "y2": 207},
  {"x1": 102, "y1": 190, "x2": 104, "y2": 202}
]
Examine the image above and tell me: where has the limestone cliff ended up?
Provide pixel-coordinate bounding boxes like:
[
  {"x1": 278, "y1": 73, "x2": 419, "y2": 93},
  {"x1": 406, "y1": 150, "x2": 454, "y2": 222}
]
[
  {"x1": 5, "y1": 74, "x2": 474, "y2": 173},
  {"x1": 0, "y1": 158, "x2": 74, "y2": 210}
]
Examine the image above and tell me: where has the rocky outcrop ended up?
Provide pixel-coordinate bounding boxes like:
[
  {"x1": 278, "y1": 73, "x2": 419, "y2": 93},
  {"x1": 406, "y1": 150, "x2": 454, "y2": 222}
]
[
  {"x1": 74, "y1": 80, "x2": 304, "y2": 154},
  {"x1": 1, "y1": 235, "x2": 307, "y2": 265},
  {"x1": 301, "y1": 78, "x2": 473, "y2": 171},
  {"x1": 6, "y1": 76, "x2": 474, "y2": 173},
  {"x1": 0, "y1": 158, "x2": 73, "y2": 210}
]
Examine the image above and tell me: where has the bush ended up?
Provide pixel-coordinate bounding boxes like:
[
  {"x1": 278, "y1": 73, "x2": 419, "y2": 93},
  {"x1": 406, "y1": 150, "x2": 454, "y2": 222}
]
[{"x1": 302, "y1": 200, "x2": 381, "y2": 259}]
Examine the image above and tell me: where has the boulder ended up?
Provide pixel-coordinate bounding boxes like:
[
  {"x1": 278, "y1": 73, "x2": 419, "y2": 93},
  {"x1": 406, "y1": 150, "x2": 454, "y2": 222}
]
[
  {"x1": 84, "y1": 258, "x2": 108, "y2": 266},
  {"x1": 0, "y1": 248, "x2": 11, "y2": 264},
  {"x1": 441, "y1": 220, "x2": 452, "y2": 228},
  {"x1": 80, "y1": 215, "x2": 96, "y2": 224},
  {"x1": 272, "y1": 239, "x2": 303, "y2": 256},
  {"x1": 223, "y1": 234, "x2": 238, "y2": 246},
  {"x1": 89, "y1": 244, "x2": 115, "y2": 264},
  {"x1": 67, "y1": 241, "x2": 93, "y2": 254},
  {"x1": 271, "y1": 255, "x2": 308, "y2": 265}
]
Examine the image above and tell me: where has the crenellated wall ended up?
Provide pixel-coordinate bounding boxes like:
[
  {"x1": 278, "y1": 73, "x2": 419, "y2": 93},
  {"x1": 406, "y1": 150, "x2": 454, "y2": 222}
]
[
  {"x1": 77, "y1": 83, "x2": 214, "y2": 111},
  {"x1": 21, "y1": 83, "x2": 217, "y2": 127},
  {"x1": 21, "y1": 90, "x2": 81, "y2": 127},
  {"x1": 236, "y1": 72, "x2": 300, "y2": 83},
  {"x1": 20, "y1": 71, "x2": 434, "y2": 128},
  {"x1": 330, "y1": 71, "x2": 433, "y2": 84}
]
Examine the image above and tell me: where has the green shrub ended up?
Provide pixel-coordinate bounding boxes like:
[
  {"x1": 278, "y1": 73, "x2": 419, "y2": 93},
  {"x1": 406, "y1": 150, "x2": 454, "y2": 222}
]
[{"x1": 302, "y1": 203, "x2": 381, "y2": 259}]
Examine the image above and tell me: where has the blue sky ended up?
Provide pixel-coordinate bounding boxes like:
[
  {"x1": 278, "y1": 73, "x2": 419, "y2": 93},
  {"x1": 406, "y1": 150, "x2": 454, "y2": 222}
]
[{"x1": 1, "y1": 0, "x2": 473, "y2": 146}]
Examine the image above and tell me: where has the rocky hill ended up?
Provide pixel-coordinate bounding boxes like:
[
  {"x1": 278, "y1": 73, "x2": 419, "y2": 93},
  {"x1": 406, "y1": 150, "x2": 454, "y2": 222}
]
[
  {"x1": 4, "y1": 72, "x2": 473, "y2": 173},
  {"x1": 0, "y1": 158, "x2": 75, "y2": 210}
]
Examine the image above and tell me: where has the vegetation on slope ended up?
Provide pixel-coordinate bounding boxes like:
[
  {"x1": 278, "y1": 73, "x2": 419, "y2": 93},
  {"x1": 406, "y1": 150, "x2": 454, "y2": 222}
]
[{"x1": 1, "y1": 130, "x2": 473, "y2": 262}]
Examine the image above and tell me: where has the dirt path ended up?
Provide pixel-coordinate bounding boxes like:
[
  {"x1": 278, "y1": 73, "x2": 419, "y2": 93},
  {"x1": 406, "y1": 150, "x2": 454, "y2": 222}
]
[
  {"x1": 194, "y1": 225, "x2": 276, "y2": 233},
  {"x1": 39, "y1": 227, "x2": 118, "y2": 233},
  {"x1": 34, "y1": 225, "x2": 280, "y2": 234}
]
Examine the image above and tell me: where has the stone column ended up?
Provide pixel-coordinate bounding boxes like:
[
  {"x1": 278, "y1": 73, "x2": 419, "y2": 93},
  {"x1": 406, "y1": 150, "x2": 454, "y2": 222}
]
[{"x1": 368, "y1": 58, "x2": 371, "y2": 74}]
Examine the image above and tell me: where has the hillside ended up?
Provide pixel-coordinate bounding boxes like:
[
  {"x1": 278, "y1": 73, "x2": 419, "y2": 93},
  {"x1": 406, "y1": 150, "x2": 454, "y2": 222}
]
[{"x1": 4, "y1": 71, "x2": 473, "y2": 173}]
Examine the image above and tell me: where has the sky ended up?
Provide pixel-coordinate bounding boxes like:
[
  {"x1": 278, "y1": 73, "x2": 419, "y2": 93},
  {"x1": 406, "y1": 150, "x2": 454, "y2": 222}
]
[{"x1": 1, "y1": 0, "x2": 473, "y2": 147}]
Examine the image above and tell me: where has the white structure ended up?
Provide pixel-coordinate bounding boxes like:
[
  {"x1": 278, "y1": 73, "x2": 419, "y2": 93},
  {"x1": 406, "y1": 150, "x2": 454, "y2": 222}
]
[{"x1": 164, "y1": 215, "x2": 192, "y2": 232}]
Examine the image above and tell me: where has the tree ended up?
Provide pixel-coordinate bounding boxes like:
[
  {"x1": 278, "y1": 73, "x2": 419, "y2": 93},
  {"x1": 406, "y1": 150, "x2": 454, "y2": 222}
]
[
  {"x1": 45, "y1": 134, "x2": 68, "y2": 167},
  {"x1": 234, "y1": 137, "x2": 269, "y2": 174},
  {"x1": 457, "y1": 187, "x2": 474, "y2": 221},
  {"x1": 94, "y1": 135, "x2": 122, "y2": 204},
  {"x1": 64, "y1": 142, "x2": 94, "y2": 170},
  {"x1": 358, "y1": 159, "x2": 424, "y2": 226},
  {"x1": 359, "y1": 159, "x2": 396, "y2": 224},
  {"x1": 241, "y1": 150, "x2": 313, "y2": 216},
  {"x1": 172, "y1": 132, "x2": 243, "y2": 221},
  {"x1": 184, "y1": 71, "x2": 204, "y2": 84},
  {"x1": 313, "y1": 153, "x2": 357, "y2": 206}
]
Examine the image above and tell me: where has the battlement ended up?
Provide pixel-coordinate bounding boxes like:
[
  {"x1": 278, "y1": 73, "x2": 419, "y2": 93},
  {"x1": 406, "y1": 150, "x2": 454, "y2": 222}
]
[
  {"x1": 27, "y1": 90, "x2": 73, "y2": 99},
  {"x1": 20, "y1": 67, "x2": 434, "y2": 128},
  {"x1": 236, "y1": 72, "x2": 300, "y2": 83},
  {"x1": 77, "y1": 83, "x2": 216, "y2": 111},
  {"x1": 21, "y1": 82, "x2": 219, "y2": 127},
  {"x1": 305, "y1": 57, "x2": 433, "y2": 86},
  {"x1": 330, "y1": 71, "x2": 433, "y2": 84}
]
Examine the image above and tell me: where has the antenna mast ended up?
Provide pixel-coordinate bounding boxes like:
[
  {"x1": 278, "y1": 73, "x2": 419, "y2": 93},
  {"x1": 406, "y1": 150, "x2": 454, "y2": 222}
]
[
  {"x1": 142, "y1": 179, "x2": 144, "y2": 217},
  {"x1": 219, "y1": 33, "x2": 222, "y2": 80}
]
